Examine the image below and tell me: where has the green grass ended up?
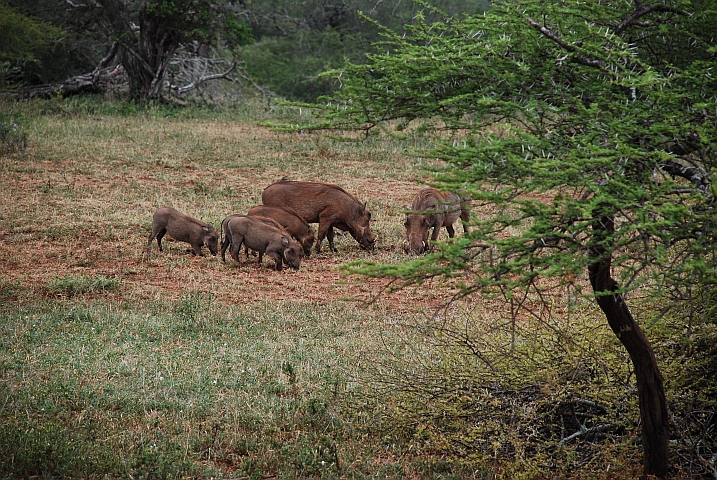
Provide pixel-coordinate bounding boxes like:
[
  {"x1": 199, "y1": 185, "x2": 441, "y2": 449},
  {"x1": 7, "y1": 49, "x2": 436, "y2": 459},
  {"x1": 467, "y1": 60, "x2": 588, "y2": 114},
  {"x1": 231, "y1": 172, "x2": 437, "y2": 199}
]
[
  {"x1": 45, "y1": 274, "x2": 120, "y2": 296},
  {"x1": 0, "y1": 296, "x2": 410, "y2": 478}
]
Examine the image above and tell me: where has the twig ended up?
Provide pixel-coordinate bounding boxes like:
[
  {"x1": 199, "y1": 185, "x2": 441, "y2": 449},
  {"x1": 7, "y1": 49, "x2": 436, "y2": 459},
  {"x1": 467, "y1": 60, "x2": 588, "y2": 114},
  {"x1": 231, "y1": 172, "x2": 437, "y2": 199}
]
[{"x1": 559, "y1": 423, "x2": 614, "y2": 444}]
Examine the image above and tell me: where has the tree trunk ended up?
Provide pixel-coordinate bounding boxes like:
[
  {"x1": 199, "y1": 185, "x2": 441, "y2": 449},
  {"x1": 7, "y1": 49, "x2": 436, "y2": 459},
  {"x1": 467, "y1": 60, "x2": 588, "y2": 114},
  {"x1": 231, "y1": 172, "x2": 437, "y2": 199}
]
[
  {"x1": 118, "y1": 1, "x2": 177, "y2": 101},
  {"x1": 589, "y1": 214, "x2": 670, "y2": 479}
]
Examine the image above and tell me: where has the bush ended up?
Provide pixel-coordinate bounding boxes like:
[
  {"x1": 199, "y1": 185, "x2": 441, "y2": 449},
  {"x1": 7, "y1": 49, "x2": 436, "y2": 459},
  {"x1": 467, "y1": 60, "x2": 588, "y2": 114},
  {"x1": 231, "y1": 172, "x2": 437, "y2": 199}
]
[{"x1": 239, "y1": 29, "x2": 366, "y2": 102}]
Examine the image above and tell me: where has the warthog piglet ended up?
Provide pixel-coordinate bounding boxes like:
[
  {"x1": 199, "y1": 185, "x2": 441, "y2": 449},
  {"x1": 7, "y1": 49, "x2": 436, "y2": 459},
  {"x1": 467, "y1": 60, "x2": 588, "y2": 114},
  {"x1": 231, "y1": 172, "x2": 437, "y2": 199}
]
[{"x1": 147, "y1": 206, "x2": 218, "y2": 256}]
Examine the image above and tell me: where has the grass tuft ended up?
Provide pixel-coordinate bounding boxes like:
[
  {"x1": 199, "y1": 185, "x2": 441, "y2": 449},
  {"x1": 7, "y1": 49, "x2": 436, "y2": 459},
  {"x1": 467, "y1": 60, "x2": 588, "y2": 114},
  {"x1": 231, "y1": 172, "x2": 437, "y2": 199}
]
[{"x1": 45, "y1": 274, "x2": 120, "y2": 296}]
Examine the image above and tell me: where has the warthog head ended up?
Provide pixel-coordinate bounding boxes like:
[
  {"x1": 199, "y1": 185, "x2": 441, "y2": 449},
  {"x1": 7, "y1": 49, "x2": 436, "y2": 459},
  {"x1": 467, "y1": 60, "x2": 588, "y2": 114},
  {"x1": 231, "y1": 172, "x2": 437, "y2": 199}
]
[
  {"x1": 283, "y1": 237, "x2": 303, "y2": 270},
  {"x1": 403, "y1": 212, "x2": 431, "y2": 254},
  {"x1": 203, "y1": 225, "x2": 219, "y2": 256},
  {"x1": 353, "y1": 204, "x2": 376, "y2": 250}
]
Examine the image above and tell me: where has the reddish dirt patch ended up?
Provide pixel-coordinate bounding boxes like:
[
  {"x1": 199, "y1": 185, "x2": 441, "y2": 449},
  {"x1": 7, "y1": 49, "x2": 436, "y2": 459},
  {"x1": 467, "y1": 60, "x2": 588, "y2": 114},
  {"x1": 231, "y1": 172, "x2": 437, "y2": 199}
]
[{"x1": 0, "y1": 233, "x2": 456, "y2": 314}]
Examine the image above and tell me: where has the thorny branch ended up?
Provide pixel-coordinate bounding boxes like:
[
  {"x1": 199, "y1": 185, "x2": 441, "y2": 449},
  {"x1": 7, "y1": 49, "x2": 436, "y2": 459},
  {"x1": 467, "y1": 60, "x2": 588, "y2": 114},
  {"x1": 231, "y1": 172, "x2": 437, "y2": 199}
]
[
  {"x1": 525, "y1": 18, "x2": 607, "y2": 69},
  {"x1": 614, "y1": 0, "x2": 691, "y2": 34}
]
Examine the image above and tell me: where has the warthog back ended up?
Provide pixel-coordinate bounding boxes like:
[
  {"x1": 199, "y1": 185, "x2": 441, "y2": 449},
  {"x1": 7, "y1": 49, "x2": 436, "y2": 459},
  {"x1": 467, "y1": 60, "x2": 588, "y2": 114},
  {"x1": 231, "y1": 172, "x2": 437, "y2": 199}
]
[
  {"x1": 247, "y1": 205, "x2": 315, "y2": 256},
  {"x1": 222, "y1": 215, "x2": 302, "y2": 271}
]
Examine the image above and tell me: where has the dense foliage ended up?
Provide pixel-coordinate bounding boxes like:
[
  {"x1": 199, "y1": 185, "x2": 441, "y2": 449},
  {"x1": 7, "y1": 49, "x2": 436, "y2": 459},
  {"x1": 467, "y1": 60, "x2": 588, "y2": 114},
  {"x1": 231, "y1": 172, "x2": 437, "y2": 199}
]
[
  {"x1": 0, "y1": 3, "x2": 67, "y2": 88},
  {"x1": 1, "y1": 0, "x2": 489, "y2": 101},
  {"x1": 300, "y1": 0, "x2": 717, "y2": 477},
  {"x1": 232, "y1": 0, "x2": 490, "y2": 101}
]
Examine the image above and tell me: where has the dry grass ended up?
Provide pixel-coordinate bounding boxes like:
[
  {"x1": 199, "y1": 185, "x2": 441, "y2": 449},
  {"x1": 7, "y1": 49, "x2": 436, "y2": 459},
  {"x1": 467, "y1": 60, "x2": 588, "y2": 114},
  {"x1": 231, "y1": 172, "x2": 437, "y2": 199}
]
[{"x1": 1, "y1": 100, "x2": 486, "y2": 478}]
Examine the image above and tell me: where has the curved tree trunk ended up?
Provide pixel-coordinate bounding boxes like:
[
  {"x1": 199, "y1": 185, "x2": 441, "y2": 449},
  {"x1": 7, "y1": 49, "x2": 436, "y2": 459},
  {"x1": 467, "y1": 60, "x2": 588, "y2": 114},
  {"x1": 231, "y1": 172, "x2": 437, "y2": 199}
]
[
  {"x1": 589, "y1": 214, "x2": 670, "y2": 479},
  {"x1": 118, "y1": 0, "x2": 177, "y2": 101}
]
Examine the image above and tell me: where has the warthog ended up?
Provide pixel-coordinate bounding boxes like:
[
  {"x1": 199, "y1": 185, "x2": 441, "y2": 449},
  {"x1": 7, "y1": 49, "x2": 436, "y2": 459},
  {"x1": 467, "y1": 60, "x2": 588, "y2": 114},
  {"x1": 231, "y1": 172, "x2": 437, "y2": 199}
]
[
  {"x1": 261, "y1": 179, "x2": 375, "y2": 253},
  {"x1": 404, "y1": 187, "x2": 470, "y2": 254},
  {"x1": 147, "y1": 206, "x2": 218, "y2": 256},
  {"x1": 220, "y1": 215, "x2": 302, "y2": 271},
  {"x1": 247, "y1": 205, "x2": 315, "y2": 256},
  {"x1": 220, "y1": 213, "x2": 292, "y2": 261}
]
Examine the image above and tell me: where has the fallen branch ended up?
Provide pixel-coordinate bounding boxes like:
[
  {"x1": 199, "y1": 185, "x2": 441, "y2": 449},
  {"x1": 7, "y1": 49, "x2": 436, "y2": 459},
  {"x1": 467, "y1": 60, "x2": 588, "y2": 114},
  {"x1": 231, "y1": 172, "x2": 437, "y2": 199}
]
[
  {"x1": 176, "y1": 62, "x2": 238, "y2": 93},
  {"x1": 16, "y1": 42, "x2": 119, "y2": 100},
  {"x1": 559, "y1": 423, "x2": 615, "y2": 444}
]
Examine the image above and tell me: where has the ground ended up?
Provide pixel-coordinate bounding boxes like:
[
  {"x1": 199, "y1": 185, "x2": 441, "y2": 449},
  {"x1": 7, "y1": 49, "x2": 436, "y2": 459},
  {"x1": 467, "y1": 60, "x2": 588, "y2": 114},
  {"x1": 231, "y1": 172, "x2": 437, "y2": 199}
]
[{"x1": 0, "y1": 120, "x2": 467, "y2": 314}]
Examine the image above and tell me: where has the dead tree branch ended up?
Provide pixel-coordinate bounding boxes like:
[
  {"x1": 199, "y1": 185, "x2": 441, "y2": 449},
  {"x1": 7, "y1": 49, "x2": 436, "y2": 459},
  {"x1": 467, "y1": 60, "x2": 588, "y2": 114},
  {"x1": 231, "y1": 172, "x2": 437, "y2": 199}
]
[{"x1": 176, "y1": 62, "x2": 238, "y2": 94}]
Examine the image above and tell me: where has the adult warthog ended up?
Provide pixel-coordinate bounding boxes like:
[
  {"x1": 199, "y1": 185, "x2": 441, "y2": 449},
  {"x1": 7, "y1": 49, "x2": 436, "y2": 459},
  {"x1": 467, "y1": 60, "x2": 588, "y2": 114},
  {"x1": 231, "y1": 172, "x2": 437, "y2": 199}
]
[
  {"x1": 261, "y1": 179, "x2": 375, "y2": 253},
  {"x1": 404, "y1": 187, "x2": 470, "y2": 254}
]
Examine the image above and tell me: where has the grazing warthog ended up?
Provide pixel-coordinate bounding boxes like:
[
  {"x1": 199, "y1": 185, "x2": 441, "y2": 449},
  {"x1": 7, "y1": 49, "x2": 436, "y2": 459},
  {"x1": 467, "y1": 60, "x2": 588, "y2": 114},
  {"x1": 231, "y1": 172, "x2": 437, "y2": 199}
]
[
  {"x1": 261, "y1": 179, "x2": 375, "y2": 253},
  {"x1": 247, "y1": 205, "x2": 315, "y2": 256},
  {"x1": 404, "y1": 187, "x2": 470, "y2": 254},
  {"x1": 147, "y1": 207, "x2": 218, "y2": 256},
  {"x1": 220, "y1": 213, "x2": 293, "y2": 261},
  {"x1": 221, "y1": 215, "x2": 302, "y2": 271}
]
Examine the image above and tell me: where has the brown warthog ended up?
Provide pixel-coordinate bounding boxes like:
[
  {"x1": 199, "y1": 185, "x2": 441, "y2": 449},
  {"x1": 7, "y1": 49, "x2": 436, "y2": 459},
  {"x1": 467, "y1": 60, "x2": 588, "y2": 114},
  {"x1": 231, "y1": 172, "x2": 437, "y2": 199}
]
[
  {"x1": 404, "y1": 187, "x2": 470, "y2": 254},
  {"x1": 220, "y1": 213, "x2": 294, "y2": 261},
  {"x1": 247, "y1": 205, "x2": 315, "y2": 256},
  {"x1": 220, "y1": 215, "x2": 302, "y2": 271},
  {"x1": 147, "y1": 207, "x2": 218, "y2": 256},
  {"x1": 261, "y1": 179, "x2": 375, "y2": 253}
]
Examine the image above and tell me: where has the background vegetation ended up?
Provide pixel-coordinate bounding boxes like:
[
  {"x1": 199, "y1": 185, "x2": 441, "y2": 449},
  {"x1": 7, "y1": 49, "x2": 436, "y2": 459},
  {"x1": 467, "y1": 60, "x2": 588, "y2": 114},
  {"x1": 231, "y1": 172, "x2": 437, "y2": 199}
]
[{"x1": 0, "y1": 0, "x2": 489, "y2": 101}]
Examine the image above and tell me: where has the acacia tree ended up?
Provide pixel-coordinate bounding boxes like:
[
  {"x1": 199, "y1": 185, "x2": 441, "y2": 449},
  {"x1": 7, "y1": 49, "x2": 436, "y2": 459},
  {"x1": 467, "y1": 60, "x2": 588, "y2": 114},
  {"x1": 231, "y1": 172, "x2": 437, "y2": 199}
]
[{"x1": 304, "y1": 0, "x2": 717, "y2": 477}]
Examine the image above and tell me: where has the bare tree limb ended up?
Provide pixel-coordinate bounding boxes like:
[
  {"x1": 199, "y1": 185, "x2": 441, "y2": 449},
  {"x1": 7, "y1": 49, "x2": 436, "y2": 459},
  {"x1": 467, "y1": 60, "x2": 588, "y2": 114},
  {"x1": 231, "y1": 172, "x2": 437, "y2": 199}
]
[
  {"x1": 16, "y1": 41, "x2": 119, "y2": 99},
  {"x1": 176, "y1": 62, "x2": 238, "y2": 93},
  {"x1": 92, "y1": 41, "x2": 119, "y2": 82},
  {"x1": 559, "y1": 423, "x2": 615, "y2": 444},
  {"x1": 661, "y1": 160, "x2": 710, "y2": 194}
]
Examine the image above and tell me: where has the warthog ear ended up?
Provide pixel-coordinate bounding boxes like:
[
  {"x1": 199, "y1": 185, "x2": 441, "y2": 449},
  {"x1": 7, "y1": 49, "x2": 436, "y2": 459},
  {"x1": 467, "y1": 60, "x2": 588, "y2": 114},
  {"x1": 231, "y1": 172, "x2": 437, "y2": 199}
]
[
  {"x1": 281, "y1": 236, "x2": 289, "y2": 247},
  {"x1": 362, "y1": 203, "x2": 372, "y2": 219},
  {"x1": 202, "y1": 225, "x2": 209, "y2": 232}
]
